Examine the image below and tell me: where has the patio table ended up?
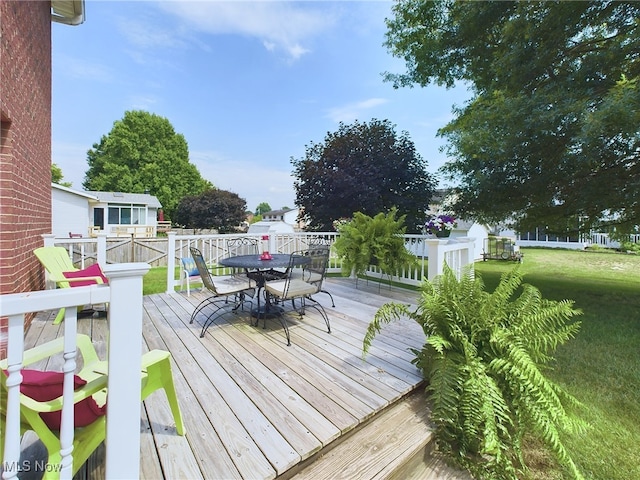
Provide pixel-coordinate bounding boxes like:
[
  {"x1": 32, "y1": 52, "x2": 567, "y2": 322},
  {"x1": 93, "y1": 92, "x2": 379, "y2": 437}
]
[{"x1": 219, "y1": 253, "x2": 309, "y2": 319}]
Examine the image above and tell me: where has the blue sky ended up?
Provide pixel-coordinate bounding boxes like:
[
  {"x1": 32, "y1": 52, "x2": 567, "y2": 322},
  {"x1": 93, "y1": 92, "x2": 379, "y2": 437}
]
[{"x1": 52, "y1": 1, "x2": 471, "y2": 213}]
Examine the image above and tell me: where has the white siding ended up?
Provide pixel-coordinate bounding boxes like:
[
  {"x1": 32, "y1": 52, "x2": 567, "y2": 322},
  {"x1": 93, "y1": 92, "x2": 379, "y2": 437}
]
[
  {"x1": 146, "y1": 208, "x2": 157, "y2": 226},
  {"x1": 52, "y1": 188, "x2": 91, "y2": 238},
  {"x1": 451, "y1": 223, "x2": 489, "y2": 260}
]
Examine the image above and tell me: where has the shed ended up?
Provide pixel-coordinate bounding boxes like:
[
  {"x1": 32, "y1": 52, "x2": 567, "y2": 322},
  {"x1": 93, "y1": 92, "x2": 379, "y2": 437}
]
[{"x1": 450, "y1": 220, "x2": 491, "y2": 261}]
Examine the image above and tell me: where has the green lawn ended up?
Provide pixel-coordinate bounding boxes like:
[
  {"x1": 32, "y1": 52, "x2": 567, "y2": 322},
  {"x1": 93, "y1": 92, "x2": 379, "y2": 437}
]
[
  {"x1": 142, "y1": 266, "x2": 171, "y2": 296},
  {"x1": 474, "y1": 248, "x2": 640, "y2": 480},
  {"x1": 143, "y1": 248, "x2": 640, "y2": 479}
]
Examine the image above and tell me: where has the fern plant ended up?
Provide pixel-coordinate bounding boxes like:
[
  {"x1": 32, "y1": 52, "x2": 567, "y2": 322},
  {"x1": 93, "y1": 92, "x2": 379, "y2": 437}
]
[
  {"x1": 333, "y1": 208, "x2": 416, "y2": 278},
  {"x1": 363, "y1": 265, "x2": 587, "y2": 480}
]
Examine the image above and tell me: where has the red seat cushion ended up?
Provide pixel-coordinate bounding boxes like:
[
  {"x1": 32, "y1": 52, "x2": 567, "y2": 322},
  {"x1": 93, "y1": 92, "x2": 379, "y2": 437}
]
[
  {"x1": 14, "y1": 369, "x2": 106, "y2": 430},
  {"x1": 62, "y1": 263, "x2": 109, "y2": 286}
]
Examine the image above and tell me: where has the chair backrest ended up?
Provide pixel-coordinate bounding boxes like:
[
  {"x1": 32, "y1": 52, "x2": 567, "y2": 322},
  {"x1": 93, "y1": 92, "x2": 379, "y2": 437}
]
[
  {"x1": 278, "y1": 250, "x2": 310, "y2": 297},
  {"x1": 34, "y1": 246, "x2": 78, "y2": 288},
  {"x1": 302, "y1": 246, "x2": 330, "y2": 288},
  {"x1": 281, "y1": 247, "x2": 328, "y2": 295},
  {"x1": 189, "y1": 247, "x2": 218, "y2": 294},
  {"x1": 180, "y1": 257, "x2": 199, "y2": 277},
  {"x1": 308, "y1": 236, "x2": 332, "y2": 247},
  {"x1": 225, "y1": 237, "x2": 259, "y2": 257}
]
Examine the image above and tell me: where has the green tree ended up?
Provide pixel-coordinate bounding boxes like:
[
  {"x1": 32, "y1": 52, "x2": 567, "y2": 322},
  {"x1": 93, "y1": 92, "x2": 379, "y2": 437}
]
[
  {"x1": 384, "y1": 1, "x2": 640, "y2": 234},
  {"x1": 255, "y1": 202, "x2": 272, "y2": 216},
  {"x1": 174, "y1": 188, "x2": 246, "y2": 233},
  {"x1": 51, "y1": 163, "x2": 72, "y2": 187},
  {"x1": 291, "y1": 119, "x2": 436, "y2": 232},
  {"x1": 83, "y1": 110, "x2": 212, "y2": 220}
]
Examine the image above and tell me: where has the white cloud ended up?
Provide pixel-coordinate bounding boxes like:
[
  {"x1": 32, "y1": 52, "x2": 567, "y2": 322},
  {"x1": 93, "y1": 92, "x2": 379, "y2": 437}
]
[
  {"x1": 326, "y1": 97, "x2": 389, "y2": 123},
  {"x1": 55, "y1": 53, "x2": 114, "y2": 82},
  {"x1": 117, "y1": 17, "x2": 188, "y2": 50},
  {"x1": 158, "y1": 1, "x2": 337, "y2": 60}
]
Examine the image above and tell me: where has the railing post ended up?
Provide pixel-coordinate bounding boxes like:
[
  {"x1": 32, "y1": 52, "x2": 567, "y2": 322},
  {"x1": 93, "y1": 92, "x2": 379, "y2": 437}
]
[
  {"x1": 426, "y1": 239, "x2": 447, "y2": 280},
  {"x1": 102, "y1": 262, "x2": 150, "y2": 479},
  {"x1": 42, "y1": 233, "x2": 56, "y2": 247},
  {"x1": 97, "y1": 233, "x2": 107, "y2": 266},
  {"x1": 166, "y1": 232, "x2": 176, "y2": 294}
]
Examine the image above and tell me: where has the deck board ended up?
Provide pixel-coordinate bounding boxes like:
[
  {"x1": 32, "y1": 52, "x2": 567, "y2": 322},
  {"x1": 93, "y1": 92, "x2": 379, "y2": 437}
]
[{"x1": 24, "y1": 277, "x2": 428, "y2": 479}]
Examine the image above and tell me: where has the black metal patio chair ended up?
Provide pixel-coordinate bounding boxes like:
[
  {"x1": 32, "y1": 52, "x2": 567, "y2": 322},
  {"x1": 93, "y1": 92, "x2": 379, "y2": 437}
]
[
  {"x1": 292, "y1": 243, "x2": 335, "y2": 307},
  {"x1": 189, "y1": 247, "x2": 256, "y2": 337},
  {"x1": 262, "y1": 248, "x2": 331, "y2": 346}
]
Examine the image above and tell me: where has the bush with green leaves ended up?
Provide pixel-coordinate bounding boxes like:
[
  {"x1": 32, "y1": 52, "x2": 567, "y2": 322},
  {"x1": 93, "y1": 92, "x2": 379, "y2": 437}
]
[
  {"x1": 620, "y1": 241, "x2": 640, "y2": 254},
  {"x1": 363, "y1": 265, "x2": 587, "y2": 480},
  {"x1": 332, "y1": 208, "x2": 417, "y2": 279}
]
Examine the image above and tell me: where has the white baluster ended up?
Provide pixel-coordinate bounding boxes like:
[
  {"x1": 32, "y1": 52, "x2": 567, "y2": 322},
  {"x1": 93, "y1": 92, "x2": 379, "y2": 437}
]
[
  {"x1": 2, "y1": 314, "x2": 25, "y2": 480},
  {"x1": 58, "y1": 310, "x2": 79, "y2": 479}
]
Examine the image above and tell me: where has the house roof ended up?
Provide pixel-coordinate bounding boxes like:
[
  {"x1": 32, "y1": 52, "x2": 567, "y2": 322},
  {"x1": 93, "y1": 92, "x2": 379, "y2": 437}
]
[
  {"x1": 452, "y1": 219, "x2": 491, "y2": 231},
  {"x1": 454, "y1": 219, "x2": 477, "y2": 230},
  {"x1": 85, "y1": 191, "x2": 163, "y2": 208},
  {"x1": 52, "y1": 183, "x2": 98, "y2": 200},
  {"x1": 264, "y1": 208, "x2": 297, "y2": 216},
  {"x1": 51, "y1": 0, "x2": 85, "y2": 25}
]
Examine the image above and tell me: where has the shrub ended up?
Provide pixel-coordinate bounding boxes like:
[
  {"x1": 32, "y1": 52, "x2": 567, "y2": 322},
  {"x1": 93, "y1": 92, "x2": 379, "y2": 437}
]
[
  {"x1": 620, "y1": 241, "x2": 640, "y2": 254},
  {"x1": 363, "y1": 265, "x2": 588, "y2": 480},
  {"x1": 332, "y1": 208, "x2": 416, "y2": 278}
]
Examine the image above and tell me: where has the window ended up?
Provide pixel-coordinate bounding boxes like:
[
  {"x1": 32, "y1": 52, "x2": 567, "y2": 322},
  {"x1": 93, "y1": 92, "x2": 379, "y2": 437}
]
[{"x1": 108, "y1": 204, "x2": 146, "y2": 225}]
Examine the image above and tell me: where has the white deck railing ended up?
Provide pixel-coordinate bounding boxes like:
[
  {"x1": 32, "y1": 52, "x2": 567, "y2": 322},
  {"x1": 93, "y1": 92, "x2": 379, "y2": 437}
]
[
  {"x1": 425, "y1": 237, "x2": 476, "y2": 280},
  {"x1": 43, "y1": 231, "x2": 477, "y2": 291},
  {"x1": 1, "y1": 263, "x2": 149, "y2": 480}
]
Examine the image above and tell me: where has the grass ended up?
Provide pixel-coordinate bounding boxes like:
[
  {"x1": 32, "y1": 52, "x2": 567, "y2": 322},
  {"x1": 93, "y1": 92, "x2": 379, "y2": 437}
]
[
  {"x1": 142, "y1": 266, "x2": 170, "y2": 296},
  {"x1": 143, "y1": 248, "x2": 640, "y2": 479},
  {"x1": 473, "y1": 248, "x2": 640, "y2": 480}
]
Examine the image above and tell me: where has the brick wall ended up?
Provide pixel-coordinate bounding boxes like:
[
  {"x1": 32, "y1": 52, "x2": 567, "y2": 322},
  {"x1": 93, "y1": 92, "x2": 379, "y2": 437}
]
[
  {"x1": 0, "y1": 0, "x2": 52, "y2": 297},
  {"x1": 1, "y1": 0, "x2": 52, "y2": 356}
]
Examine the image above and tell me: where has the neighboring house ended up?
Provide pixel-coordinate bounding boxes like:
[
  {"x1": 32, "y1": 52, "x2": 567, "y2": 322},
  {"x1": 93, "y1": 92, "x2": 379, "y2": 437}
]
[
  {"x1": 498, "y1": 226, "x2": 585, "y2": 250},
  {"x1": 86, "y1": 190, "x2": 162, "y2": 238},
  {"x1": 52, "y1": 183, "x2": 98, "y2": 238},
  {"x1": 262, "y1": 208, "x2": 304, "y2": 230},
  {"x1": 52, "y1": 184, "x2": 163, "y2": 238},
  {"x1": 247, "y1": 220, "x2": 295, "y2": 235},
  {"x1": 498, "y1": 226, "x2": 639, "y2": 250}
]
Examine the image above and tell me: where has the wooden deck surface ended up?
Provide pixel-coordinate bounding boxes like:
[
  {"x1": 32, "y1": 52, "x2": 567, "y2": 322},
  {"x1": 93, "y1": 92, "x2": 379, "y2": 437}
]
[{"x1": 24, "y1": 278, "x2": 427, "y2": 479}]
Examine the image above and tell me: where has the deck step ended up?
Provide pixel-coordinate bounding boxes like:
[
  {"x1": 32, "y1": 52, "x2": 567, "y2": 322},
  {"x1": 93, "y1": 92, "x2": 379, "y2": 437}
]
[{"x1": 283, "y1": 390, "x2": 471, "y2": 480}]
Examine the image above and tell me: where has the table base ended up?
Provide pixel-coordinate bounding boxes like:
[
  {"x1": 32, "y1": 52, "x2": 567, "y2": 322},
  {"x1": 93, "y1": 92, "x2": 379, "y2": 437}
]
[{"x1": 251, "y1": 305, "x2": 284, "y2": 319}]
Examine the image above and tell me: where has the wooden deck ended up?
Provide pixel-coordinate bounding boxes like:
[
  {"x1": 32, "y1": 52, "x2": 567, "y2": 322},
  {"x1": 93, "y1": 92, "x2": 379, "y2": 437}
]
[{"x1": 24, "y1": 278, "x2": 427, "y2": 479}]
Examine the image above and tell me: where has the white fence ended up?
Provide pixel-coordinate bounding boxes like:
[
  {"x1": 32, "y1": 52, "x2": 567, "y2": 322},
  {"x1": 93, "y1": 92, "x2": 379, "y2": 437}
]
[
  {"x1": 1, "y1": 263, "x2": 149, "y2": 480},
  {"x1": 517, "y1": 231, "x2": 640, "y2": 250},
  {"x1": 43, "y1": 232, "x2": 477, "y2": 292}
]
